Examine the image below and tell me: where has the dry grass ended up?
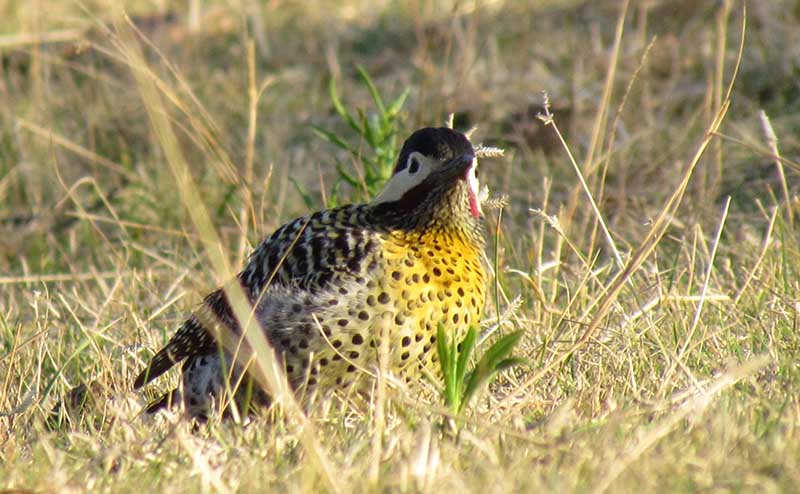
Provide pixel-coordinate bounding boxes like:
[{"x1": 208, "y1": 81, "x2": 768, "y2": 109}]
[{"x1": 1, "y1": 1, "x2": 799, "y2": 492}]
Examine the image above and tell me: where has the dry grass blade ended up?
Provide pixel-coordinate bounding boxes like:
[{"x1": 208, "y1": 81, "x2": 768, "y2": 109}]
[
  {"x1": 2, "y1": 1, "x2": 795, "y2": 491},
  {"x1": 106, "y1": 7, "x2": 340, "y2": 493},
  {"x1": 592, "y1": 354, "x2": 772, "y2": 494},
  {"x1": 758, "y1": 110, "x2": 794, "y2": 227},
  {"x1": 501, "y1": 5, "x2": 748, "y2": 412}
]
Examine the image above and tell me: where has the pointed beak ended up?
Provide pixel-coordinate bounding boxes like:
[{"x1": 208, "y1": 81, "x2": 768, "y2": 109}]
[{"x1": 433, "y1": 152, "x2": 476, "y2": 183}]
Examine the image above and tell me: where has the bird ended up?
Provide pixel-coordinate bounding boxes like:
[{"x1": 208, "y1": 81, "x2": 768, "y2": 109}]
[{"x1": 133, "y1": 126, "x2": 490, "y2": 419}]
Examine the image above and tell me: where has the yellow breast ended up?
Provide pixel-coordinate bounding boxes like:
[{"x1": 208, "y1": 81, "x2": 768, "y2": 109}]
[{"x1": 379, "y1": 229, "x2": 487, "y2": 374}]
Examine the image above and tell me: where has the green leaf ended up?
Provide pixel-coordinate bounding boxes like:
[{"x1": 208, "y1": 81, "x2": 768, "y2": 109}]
[
  {"x1": 289, "y1": 177, "x2": 316, "y2": 210},
  {"x1": 481, "y1": 330, "x2": 525, "y2": 369},
  {"x1": 455, "y1": 327, "x2": 477, "y2": 396},
  {"x1": 458, "y1": 331, "x2": 526, "y2": 414},
  {"x1": 328, "y1": 78, "x2": 362, "y2": 135},
  {"x1": 356, "y1": 65, "x2": 386, "y2": 116},
  {"x1": 495, "y1": 357, "x2": 528, "y2": 373},
  {"x1": 387, "y1": 89, "x2": 409, "y2": 116},
  {"x1": 311, "y1": 126, "x2": 356, "y2": 155},
  {"x1": 334, "y1": 163, "x2": 360, "y2": 188}
]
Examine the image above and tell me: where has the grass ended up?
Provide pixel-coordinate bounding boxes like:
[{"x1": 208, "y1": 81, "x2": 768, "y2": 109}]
[{"x1": 1, "y1": 0, "x2": 799, "y2": 492}]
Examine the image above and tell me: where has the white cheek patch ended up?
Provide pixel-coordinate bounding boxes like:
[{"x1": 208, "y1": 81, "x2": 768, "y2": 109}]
[{"x1": 372, "y1": 153, "x2": 434, "y2": 204}]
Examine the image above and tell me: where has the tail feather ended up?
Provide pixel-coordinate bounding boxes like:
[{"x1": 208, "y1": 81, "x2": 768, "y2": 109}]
[
  {"x1": 133, "y1": 314, "x2": 215, "y2": 389},
  {"x1": 135, "y1": 287, "x2": 245, "y2": 390}
]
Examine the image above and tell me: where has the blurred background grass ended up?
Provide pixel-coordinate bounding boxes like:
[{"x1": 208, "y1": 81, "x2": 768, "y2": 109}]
[{"x1": 1, "y1": 1, "x2": 799, "y2": 492}]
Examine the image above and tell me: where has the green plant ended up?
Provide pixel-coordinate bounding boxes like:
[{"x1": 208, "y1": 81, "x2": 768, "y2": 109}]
[
  {"x1": 436, "y1": 324, "x2": 526, "y2": 416},
  {"x1": 308, "y1": 65, "x2": 409, "y2": 206}
]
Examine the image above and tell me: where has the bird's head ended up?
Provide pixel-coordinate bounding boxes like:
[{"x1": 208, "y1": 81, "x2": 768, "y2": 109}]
[{"x1": 371, "y1": 127, "x2": 487, "y2": 235}]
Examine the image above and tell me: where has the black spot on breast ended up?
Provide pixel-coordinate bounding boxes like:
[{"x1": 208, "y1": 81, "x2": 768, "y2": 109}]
[
  {"x1": 457, "y1": 287, "x2": 465, "y2": 297},
  {"x1": 378, "y1": 292, "x2": 390, "y2": 304},
  {"x1": 423, "y1": 274, "x2": 431, "y2": 283},
  {"x1": 358, "y1": 311, "x2": 369, "y2": 321},
  {"x1": 452, "y1": 314, "x2": 459, "y2": 324},
  {"x1": 401, "y1": 336, "x2": 411, "y2": 347},
  {"x1": 400, "y1": 351, "x2": 410, "y2": 361},
  {"x1": 337, "y1": 318, "x2": 349, "y2": 327},
  {"x1": 392, "y1": 270, "x2": 402, "y2": 280},
  {"x1": 352, "y1": 334, "x2": 364, "y2": 345},
  {"x1": 366, "y1": 295, "x2": 377, "y2": 306},
  {"x1": 349, "y1": 351, "x2": 360, "y2": 359},
  {"x1": 346, "y1": 364, "x2": 357, "y2": 373},
  {"x1": 332, "y1": 340, "x2": 342, "y2": 348},
  {"x1": 433, "y1": 267, "x2": 442, "y2": 277}
]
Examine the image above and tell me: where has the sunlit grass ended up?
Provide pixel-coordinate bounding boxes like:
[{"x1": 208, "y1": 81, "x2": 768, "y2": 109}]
[{"x1": 1, "y1": 1, "x2": 799, "y2": 493}]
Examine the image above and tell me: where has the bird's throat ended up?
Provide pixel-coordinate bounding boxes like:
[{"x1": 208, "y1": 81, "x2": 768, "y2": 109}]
[{"x1": 466, "y1": 160, "x2": 482, "y2": 219}]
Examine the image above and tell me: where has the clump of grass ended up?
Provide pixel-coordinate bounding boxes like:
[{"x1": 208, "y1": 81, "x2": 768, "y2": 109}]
[
  {"x1": 436, "y1": 324, "x2": 526, "y2": 416},
  {"x1": 307, "y1": 65, "x2": 408, "y2": 206},
  {"x1": 3, "y1": 2, "x2": 799, "y2": 493}
]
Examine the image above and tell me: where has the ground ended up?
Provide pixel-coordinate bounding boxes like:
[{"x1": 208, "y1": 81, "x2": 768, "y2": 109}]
[{"x1": 1, "y1": 1, "x2": 799, "y2": 492}]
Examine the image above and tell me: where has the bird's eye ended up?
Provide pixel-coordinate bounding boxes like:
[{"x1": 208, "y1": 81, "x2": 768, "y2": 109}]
[{"x1": 408, "y1": 158, "x2": 420, "y2": 174}]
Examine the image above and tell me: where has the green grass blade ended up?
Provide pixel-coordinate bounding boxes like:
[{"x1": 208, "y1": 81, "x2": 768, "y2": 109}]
[
  {"x1": 356, "y1": 65, "x2": 386, "y2": 116},
  {"x1": 328, "y1": 78, "x2": 362, "y2": 135},
  {"x1": 311, "y1": 126, "x2": 357, "y2": 155},
  {"x1": 455, "y1": 327, "x2": 478, "y2": 395},
  {"x1": 480, "y1": 330, "x2": 525, "y2": 369},
  {"x1": 386, "y1": 89, "x2": 409, "y2": 117},
  {"x1": 436, "y1": 323, "x2": 454, "y2": 407}
]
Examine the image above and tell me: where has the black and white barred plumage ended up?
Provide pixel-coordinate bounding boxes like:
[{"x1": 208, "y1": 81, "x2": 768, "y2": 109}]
[{"x1": 133, "y1": 127, "x2": 489, "y2": 418}]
